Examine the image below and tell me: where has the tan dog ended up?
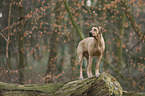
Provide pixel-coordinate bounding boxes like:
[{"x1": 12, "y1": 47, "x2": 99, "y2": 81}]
[{"x1": 77, "y1": 26, "x2": 105, "y2": 79}]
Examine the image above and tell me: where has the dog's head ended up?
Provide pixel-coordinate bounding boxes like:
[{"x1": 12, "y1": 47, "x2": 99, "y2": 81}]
[{"x1": 89, "y1": 26, "x2": 104, "y2": 38}]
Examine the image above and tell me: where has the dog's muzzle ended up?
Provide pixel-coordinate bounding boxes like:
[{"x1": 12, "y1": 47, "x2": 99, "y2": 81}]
[
  {"x1": 89, "y1": 31, "x2": 93, "y2": 37},
  {"x1": 89, "y1": 31, "x2": 98, "y2": 37}
]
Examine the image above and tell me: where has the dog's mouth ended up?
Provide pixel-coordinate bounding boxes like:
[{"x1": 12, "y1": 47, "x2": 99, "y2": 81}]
[{"x1": 89, "y1": 31, "x2": 100, "y2": 38}]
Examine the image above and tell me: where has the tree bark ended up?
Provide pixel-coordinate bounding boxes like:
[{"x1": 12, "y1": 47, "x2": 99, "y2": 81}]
[
  {"x1": 117, "y1": 12, "x2": 125, "y2": 69},
  {"x1": 18, "y1": 1, "x2": 25, "y2": 84},
  {"x1": 0, "y1": 72, "x2": 124, "y2": 96}
]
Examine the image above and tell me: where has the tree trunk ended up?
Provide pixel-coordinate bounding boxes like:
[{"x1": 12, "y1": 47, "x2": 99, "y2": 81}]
[
  {"x1": 43, "y1": 0, "x2": 54, "y2": 47},
  {"x1": 58, "y1": 45, "x2": 65, "y2": 74},
  {"x1": 5, "y1": 1, "x2": 12, "y2": 82},
  {"x1": 69, "y1": 28, "x2": 77, "y2": 80},
  {"x1": 6, "y1": 2, "x2": 12, "y2": 71},
  {"x1": 117, "y1": 12, "x2": 125, "y2": 69},
  {"x1": 45, "y1": 1, "x2": 61, "y2": 82},
  {"x1": 18, "y1": 1, "x2": 25, "y2": 84},
  {"x1": 0, "y1": 72, "x2": 124, "y2": 96}
]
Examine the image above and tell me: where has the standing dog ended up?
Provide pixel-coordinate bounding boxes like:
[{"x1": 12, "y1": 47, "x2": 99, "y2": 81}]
[{"x1": 77, "y1": 26, "x2": 105, "y2": 79}]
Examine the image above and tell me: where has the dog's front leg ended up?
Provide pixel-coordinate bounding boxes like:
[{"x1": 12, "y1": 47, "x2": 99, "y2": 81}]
[
  {"x1": 87, "y1": 56, "x2": 93, "y2": 78},
  {"x1": 95, "y1": 55, "x2": 102, "y2": 77}
]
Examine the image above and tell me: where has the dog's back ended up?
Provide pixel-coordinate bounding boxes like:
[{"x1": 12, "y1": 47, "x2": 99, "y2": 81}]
[{"x1": 77, "y1": 37, "x2": 94, "y2": 52}]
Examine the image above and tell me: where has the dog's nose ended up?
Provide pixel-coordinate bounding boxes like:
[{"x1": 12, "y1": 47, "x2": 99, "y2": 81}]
[{"x1": 89, "y1": 31, "x2": 93, "y2": 37}]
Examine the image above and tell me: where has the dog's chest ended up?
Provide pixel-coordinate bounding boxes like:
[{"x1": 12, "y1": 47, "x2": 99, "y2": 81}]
[
  {"x1": 92, "y1": 41, "x2": 104, "y2": 56},
  {"x1": 92, "y1": 48, "x2": 102, "y2": 56}
]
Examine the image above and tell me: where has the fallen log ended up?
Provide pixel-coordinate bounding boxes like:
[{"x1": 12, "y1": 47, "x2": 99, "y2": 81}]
[{"x1": 0, "y1": 72, "x2": 123, "y2": 96}]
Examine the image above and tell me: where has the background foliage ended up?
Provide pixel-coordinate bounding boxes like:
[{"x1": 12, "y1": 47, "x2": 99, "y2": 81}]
[{"x1": 0, "y1": 0, "x2": 145, "y2": 92}]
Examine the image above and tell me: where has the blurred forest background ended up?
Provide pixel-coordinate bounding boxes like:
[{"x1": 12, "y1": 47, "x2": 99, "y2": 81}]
[{"x1": 0, "y1": 0, "x2": 145, "y2": 92}]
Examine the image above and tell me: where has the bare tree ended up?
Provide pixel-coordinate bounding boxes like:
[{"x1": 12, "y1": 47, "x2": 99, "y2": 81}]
[{"x1": 18, "y1": 0, "x2": 25, "y2": 84}]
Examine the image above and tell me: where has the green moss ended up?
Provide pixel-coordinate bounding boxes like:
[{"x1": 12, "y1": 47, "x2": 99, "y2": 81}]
[
  {"x1": 55, "y1": 72, "x2": 123, "y2": 96},
  {"x1": 98, "y1": 72, "x2": 123, "y2": 96},
  {"x1": 0, "y1": 82, "x2": 18, "y2": 90},
  {"x1": 0, "y1": 72, "x2": 123, "y2": 96},
  {"x1": 0, "y1": 82, "x2": 63, "y2": 94}
]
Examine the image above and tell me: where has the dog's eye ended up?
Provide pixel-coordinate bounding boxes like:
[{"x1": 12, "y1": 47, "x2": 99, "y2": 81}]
[{"x1": 94, "y1": 29, "x2": 97, "y2": 31}]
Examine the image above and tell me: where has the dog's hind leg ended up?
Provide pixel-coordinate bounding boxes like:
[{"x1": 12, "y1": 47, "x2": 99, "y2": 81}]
[
  {"x1": 78, "y1": 54, "x2": 83, "y2": 80},
  {"x1": 95, "y1": 55, "x2": 102, "y2": 77}
]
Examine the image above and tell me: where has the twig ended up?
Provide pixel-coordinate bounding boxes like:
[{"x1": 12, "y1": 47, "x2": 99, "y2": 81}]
[
  {"x1": 122, "y1": 1, "x2": 141, "y2": 38},
  {"x1": 121, "y1": 1, "x2": 145, "y2": 53},
  {"x1": 39, "y1": 0, "x2": 64, "y2": 20},
  {"x1": 0, "y1": 32, "x2": 7, "y2": 41},
  {"x1": 127, "y1": 32, "x2": 145, "y2": 53}
]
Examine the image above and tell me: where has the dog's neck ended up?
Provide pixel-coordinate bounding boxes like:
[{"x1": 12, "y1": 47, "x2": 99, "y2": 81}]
[
  {"x1": 93, "y1": 34, "x2": 102, "y2": 41},
  {"x1": 93, "y1": 35, "x2": 104, "y2": 50}
]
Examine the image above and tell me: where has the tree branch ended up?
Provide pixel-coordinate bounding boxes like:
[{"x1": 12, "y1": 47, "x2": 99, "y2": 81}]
[
  {"x1": 127, "y1": 32, "x2": 145, "y2": 53},
  {"x1": 122, "y1": 1, "x2": 141, "y2": 38},
  {"x1": 0, "y1": 0, "x2": 64, "y2": 33},
  {"x1": 64, "y1": 0, "x2": 84, "y2": 40},
  {"x1": 39, "y1": 0, "x2": 64, "y2": 20},
  {"x1": 121, "y1": 1, "x2": 145, "y2": 53},
  {"x1": 0, "y1": 32, "x2": 7, "y2": 41}
]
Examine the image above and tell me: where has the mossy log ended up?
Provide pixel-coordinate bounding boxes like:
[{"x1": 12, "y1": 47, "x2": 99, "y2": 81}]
[
  {"x1": 123, "y1": 91, "x2": 145, "y2": 96},
  {"x1": 0, "y1": 72, "x2": 123, "y2": 96}
]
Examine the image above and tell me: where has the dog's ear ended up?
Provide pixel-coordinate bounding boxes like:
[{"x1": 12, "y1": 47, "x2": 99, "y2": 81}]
[{"x1": 98, "y1": 27, "x2": 104, "y2": 34}]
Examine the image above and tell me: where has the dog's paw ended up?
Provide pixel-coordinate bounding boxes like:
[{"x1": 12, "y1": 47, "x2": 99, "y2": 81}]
[
  {"x1": 88, "y1": 75, "x2": 94, "y2": 79},
  {"x1": 79, "y1": 77, "x2": 83, "y2": 80},
  {"x1": 95, "y1": 73, "x2": 100, "y2": 78}
]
